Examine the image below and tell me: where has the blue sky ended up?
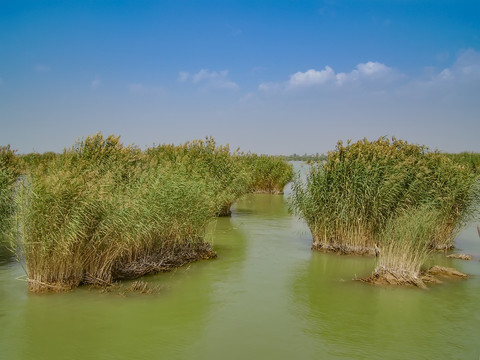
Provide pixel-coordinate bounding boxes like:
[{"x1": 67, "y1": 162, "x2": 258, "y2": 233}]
[{"x1": 1, "y1": 0, "x2": 479, "y2": 154}]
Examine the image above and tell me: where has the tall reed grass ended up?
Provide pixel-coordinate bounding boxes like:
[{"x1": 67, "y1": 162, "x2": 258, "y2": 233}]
[
  {"x1": 239, "y1": 154, "x2": 293, "y2": 194},
  {"x1": 371, "y1": 206, "x2": 440, "y2": 286},
  {"x1": 446, "y1": 152, "x2": 480, "y2": 174},
  {"x1": 146, "y1": 137, "x2": 251, "y2": 216},
  {"x1": 0, "y1": 146, "x2": 20, "y2": 243},
  {"x1": 12, "y1": 134, "x2": 218, "y2": 291},
  {"x1": 291, "y1": 137, "x2": 479, "y2": 261}
]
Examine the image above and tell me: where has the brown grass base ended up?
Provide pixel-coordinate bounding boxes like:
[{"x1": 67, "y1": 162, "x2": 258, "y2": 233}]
[
  {"x1": 425, "y1": 265, "x2": 468, "y2": 279},
  {"x1": 113, "y1": 242, "x2": 216, "y2": 280},
  {"x1": 432, "y1": 243, "x2": 455, "y2": 251},
  {"x1": 312, "y1": 242, "x2": 378, "y2": 256},
  {"x1": 360, "y1": 265, "x2": 468, "y2": 289},
  {"x1": 446, "y1": 253, "x2": 473, "y2": 260},
  {"x1": 360, "y1": 269, "x2": 427, "y2": 288},
  {"x1": 27, "y1": 242, "x2": 216, "y2": 293}
]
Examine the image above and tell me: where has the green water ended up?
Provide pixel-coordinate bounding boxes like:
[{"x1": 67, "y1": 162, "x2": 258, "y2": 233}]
[{"x1": 1, "y1": 167, "x2": 480, "y2": 359}]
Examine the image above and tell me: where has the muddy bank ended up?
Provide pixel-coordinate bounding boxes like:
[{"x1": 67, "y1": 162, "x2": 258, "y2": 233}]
[{"x1": 360, "y1": 265, "x2": 468, "y2": 288}]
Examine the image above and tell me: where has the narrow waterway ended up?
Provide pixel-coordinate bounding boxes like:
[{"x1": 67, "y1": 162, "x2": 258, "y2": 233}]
[{"x1": 1, "y1": 165, "x2": 479, "y2": 359}]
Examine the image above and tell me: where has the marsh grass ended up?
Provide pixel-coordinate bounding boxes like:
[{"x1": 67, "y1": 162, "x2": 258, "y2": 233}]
[
  {"x1": 13, "y1": 134, "x2": 218, "y2": 292},
  {"x1": 0, "y1": 145, "x2": 20, "y2": 244},
  {"x1": 446, "y1": 152, "x2": 480, "y2": 174},
  {"x1": 291, "y1": 137, "x2": 479, "y2": 258},
  {"x1": 146, "y1": 137, "x2": 251, "y2": 216},
  {"x1": 239, "y1": 154, "x2": 293, "y2": 194},
  {"x1": 370, "y1": 206, "x2": 439, "y2": 286}
]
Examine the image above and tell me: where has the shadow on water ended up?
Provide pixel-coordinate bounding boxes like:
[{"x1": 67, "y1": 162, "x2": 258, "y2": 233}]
[{"x1": 0, "y1": 238, "x2": 14, "y2": 266}]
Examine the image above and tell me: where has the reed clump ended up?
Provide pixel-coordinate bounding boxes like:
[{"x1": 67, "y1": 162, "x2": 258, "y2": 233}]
[
  {"x1": 239, "y1": 154, "x2": 293, "y2": 194},
  {"x1": 364, "y1": 206, "x2": 439, "y2": 287},
  {"x1": 0, "y1": 145, "x2": 20, "y2": 242},
  {"x1": 446, "y1": 152, "x2": 480, "y2": 174},
  {"x1": 146, "y1": 137, "x2": 251, "y2": 216},
  {"x1": 12, "y1": 134, "x2": 218, "y2": 292},
  {"x1": 291, "y1": 137, "x2": 479, "y2": 281}
]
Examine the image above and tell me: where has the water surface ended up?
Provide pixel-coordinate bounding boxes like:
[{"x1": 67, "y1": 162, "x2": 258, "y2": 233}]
[{"x1": 1, "y1": 166, "x2": 479, "y2": 359}]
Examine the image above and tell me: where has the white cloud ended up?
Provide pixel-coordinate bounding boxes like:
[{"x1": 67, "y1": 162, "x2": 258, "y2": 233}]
[
  {"x1": 179, "y1": 69, "x2": 238, "y2": 89},
  {"x1": 287, "y1": 66, "x2": 335, "y2": 89},
  {"x1": 91, "y1": 76, "x2": 101, "y2": 89},
  {"x1": 261, "y1": 61, "x2": 400, "y2": 92},
  {"x1": 34, "y1": 64, "x2": 50, "y2": 73},
  {"x1": 128, "y1": 83, "x2": 164, "y2": 95},
  {"x1": 357, "y1": 61, "x2": 391, "y2": 76}
]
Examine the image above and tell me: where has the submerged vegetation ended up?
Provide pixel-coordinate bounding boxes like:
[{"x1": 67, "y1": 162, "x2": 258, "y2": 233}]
[
  {"x1": 3, "y1": 134, "x2": 293, "y2": 292},
  {"x1": 291, "y1": 137, "x2": 479, "y2": 286}
]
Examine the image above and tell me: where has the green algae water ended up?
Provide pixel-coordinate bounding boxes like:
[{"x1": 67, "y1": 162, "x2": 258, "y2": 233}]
[{"x1": 1, "y1": 164, "x2": 480, "y2": 359}]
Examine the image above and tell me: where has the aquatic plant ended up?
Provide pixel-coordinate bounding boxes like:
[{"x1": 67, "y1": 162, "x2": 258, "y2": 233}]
[
  {"x1": 445, "y1": 152, "x2": 480, "y2": 174},
  {"x1": 147, "y1": 137, "x2": 251, "y2": 216},
  {"x1": 12, "y1": 134, "x2": 217, "y2": 292},
  {"x1": 239, "y1": 154, "x2": 293, "y2": 194},
  {"x1": 0, "y1": 145, "x2": 20, "y2": 243},
  {"x1": 367, "y1": 206, "x2": 439, "y2": 287},
  {"x1": 291, "y1": 137, "x2": 479, "y2": 254}
]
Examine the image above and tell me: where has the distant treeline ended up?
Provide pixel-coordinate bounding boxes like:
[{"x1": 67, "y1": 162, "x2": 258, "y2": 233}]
[{"x1": 282, "y1": 153, "x2": 327, "y2": 162}]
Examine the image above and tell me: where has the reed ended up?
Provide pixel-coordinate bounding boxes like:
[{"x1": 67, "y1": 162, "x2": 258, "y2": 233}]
[
  {"x1": 146, "y1": 137, "x2": 251, "y2": 216},
  {"x1": 369, "y1": 206, "x2": 439, "y2": 286},
  {"x1": 291, "y1": 137, "x2": 479, "y2": 254},
  {"x1": 445, "y1": 152, "x2": 480, "y2": 174},
  {"x1": 0, "y1": 145, "x2": 20, "y2": 242},
  {"x1": 239, "y1": 154, "x2": 293, "y2": 194},
  {"x1": 12, "y1": 134, "x2": 218, "y2": 292}
]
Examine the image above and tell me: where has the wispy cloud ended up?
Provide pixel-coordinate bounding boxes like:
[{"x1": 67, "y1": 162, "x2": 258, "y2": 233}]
[
  {"x1": 177, "y1": 71, "x2": 190, "y2": 83},
  {"x1": 34, "y1": 64, "x2": 50, "y2": 73},
  {"x1": 435, "y1": 49, "x2": 480, "y2": 82},
  {"x1": 128, "y1": 83, "x2": 164, "y2": 95},
  {"x1": 178, "y1": 69, "x2": 238, "y2": 89},
  {"x1": 91, "y1": 76, "x2": 101, "y2": 89}
]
